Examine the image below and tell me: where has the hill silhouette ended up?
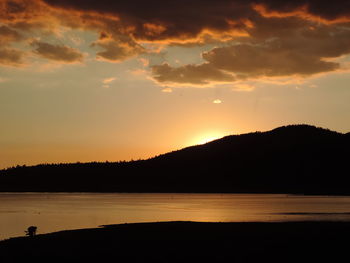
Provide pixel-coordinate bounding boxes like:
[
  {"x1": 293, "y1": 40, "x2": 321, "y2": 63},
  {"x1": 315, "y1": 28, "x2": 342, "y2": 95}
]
[{"x1": 0, "y1": 124, "x2": 349, "y2": 194}]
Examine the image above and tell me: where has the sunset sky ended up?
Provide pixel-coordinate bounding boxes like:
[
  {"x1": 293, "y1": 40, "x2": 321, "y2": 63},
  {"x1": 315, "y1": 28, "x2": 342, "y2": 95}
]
[{"x1": 1, "y1": 0, "x2": 350, "y2": 168}]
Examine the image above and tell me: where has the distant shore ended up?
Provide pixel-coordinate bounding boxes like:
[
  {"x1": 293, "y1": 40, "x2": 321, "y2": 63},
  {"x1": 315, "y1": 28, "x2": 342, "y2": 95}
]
[
  {"x1": 1, "y1": 221, "x2": 349, "y2": 262},
  {"x1": 1, "y1": 125, "x2": 349, "y2": 195}
]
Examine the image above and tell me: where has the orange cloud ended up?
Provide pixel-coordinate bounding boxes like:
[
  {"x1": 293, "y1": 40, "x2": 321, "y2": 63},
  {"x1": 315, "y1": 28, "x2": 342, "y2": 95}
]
[
  {"x1": 253, "y1": 3, "x2": 350, "y2": 24},
  {"x1": 143, "y1": 23, "x2": 167, "y2": 36}
]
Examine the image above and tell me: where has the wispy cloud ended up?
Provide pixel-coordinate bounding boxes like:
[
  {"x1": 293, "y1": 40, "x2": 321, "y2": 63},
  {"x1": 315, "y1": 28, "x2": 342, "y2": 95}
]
[
  {"x1": 101, "y1": 77, "x2": 117, "y2": 88},
  {"x1": 161, "y1": 87, "x2": 173, "y2": 93},
  {"x1": 102, "y1": 77, "x2": 117, "y2": 84},
  {"x1": 138, "y1": 58, "x2": 149, "y2": 67},
  {"x1": 233, "y1": 84, "x2": 255, "y2": 92}
]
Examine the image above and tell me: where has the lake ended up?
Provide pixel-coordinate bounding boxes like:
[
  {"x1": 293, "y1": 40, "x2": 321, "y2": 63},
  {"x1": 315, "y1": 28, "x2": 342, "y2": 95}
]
[{"x1": 1, "y1": 193, "x2": 350, "y2": 240}]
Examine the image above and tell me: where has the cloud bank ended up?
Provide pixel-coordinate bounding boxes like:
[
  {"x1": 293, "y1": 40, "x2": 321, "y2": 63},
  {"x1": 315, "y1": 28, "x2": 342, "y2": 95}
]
[{"x1": 1, "y1": 0, "x2": 350, "y2": 85}]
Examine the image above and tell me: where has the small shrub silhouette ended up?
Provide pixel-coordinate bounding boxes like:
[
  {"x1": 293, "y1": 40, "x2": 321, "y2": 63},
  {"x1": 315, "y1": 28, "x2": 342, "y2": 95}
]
[{"x1": 25, "y1": 226, "x2": 37, "y2": 237}]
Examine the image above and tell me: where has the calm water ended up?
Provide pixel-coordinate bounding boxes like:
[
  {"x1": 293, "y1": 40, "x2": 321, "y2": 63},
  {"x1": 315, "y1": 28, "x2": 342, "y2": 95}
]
[{"x1": 1, "y1": 193, "x2": 350, "y2": 240}]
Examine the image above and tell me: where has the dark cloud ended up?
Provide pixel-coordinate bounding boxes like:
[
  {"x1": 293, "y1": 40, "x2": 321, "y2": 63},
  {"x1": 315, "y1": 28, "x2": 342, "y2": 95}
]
[
  {"x1": 0, "y1": 0, "x2": 43, "y2": 23},
  {"x1": 203, "y1": 43, "x2": 339, "y2": 77},
  {"x1": 32, "y1": 41, "x2": 84, "y2": 63},
  {"x1": 0, "y1": 48, "x2": 25, "y2": 66},
  {"x1": 93, "y1": 40, "x2": 144, "y2": 62},
  {"x1": 150, "y1": 14, "x2": 350, "y2": 85},
  {"x1": 2, "y1": 1, "x2": 350, "y2": 43},
  {"x1": 42, "y1": 0, "x2": 350, "y2": 32},
  {"x1": 5, "y1": 0, "x2": 28, "y2": 14},
  {"x1": 91, "y1": 33, "x2": 145, "y2": 62},
  {"x1": 39, "y1": 0, "x2": 350, "y2": 78},
  {"x1": 152, "y1": 63, "x2": 235, "y2": 85},
  {"x1": 0, "y1": 25, "x2": 23, "y2": 44},
  {"x1": 43, "y1": 0, "x2": 253, "y2": 42},
  {"x1": 151, "y1": 40, "x2": 339, "y2": 85},
  {"x1": 149, "y1": 14, "x2": 350, "y2": 85},
  {"x1": 0, "y1": 25, "x2": 25, "y2": 66}
]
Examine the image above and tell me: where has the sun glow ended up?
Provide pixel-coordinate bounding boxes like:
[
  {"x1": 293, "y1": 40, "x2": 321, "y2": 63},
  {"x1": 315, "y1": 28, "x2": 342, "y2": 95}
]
[{"x1": 191, "y1": 132, "x2": 227, "y2": 145}]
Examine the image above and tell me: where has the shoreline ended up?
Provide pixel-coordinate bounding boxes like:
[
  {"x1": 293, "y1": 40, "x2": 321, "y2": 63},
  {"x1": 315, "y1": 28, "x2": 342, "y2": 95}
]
[{"x1": 1, "y1": 221, "x2": 349, "y2": 262}]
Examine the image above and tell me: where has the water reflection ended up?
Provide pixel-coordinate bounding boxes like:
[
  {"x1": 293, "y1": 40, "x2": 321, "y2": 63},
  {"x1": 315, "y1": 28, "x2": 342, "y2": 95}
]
[{"x1": 1, "y1": 193, "x2": 350, "y2": 240}]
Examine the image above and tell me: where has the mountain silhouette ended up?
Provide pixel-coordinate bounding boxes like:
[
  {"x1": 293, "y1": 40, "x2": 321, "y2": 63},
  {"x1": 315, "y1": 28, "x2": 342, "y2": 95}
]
[{"x1": 0, "y1": 124, "x2": 349, "y2": 194}]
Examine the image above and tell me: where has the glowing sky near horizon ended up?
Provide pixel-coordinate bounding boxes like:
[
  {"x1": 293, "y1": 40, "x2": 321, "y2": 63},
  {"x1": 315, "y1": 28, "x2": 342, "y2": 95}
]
[{"x1": 1, "y1": 0, "x2": 350, "y2": 168}]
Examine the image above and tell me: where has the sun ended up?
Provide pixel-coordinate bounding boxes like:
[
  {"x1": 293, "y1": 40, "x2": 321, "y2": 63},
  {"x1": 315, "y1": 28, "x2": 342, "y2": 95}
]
[{"x1": 191, "y1": 132, "x2": 227, "y2": 145}]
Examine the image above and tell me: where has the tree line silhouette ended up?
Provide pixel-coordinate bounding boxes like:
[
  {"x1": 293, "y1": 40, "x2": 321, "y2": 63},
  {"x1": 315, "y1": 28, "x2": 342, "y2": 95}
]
[{"x1": 0, "y1": 125, "x2": 349, "y2": 194}]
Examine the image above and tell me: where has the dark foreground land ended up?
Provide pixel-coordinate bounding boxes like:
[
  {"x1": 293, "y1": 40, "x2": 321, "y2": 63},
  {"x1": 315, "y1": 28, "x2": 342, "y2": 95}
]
[{"x1": 1, "y1": 221, "x2": 349, "y2": 263}]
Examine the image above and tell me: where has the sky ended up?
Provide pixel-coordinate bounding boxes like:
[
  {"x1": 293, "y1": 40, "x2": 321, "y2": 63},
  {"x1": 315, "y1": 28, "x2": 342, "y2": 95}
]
[{"x1": 1, "y1": 0, "x2": 350, "y2": 168}]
